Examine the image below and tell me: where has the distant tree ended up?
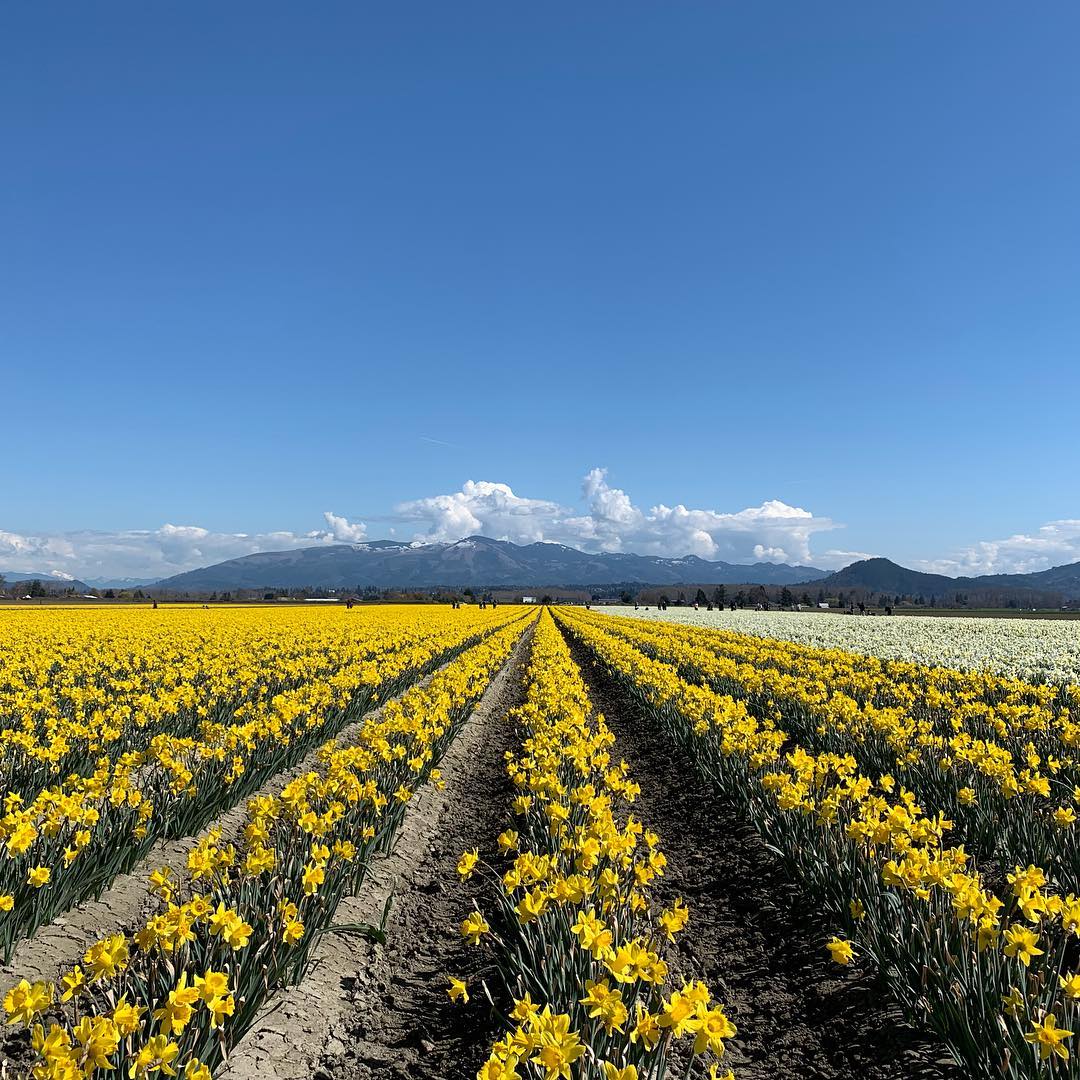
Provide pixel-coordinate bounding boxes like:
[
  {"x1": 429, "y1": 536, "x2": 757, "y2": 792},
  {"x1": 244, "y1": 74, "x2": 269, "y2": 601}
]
[
  {"x1": 695, "y1": 588, "x2": 708, "y2": 606},
  {"x1": 712, "y1": 586, "x2": 726, "y2": 607},
  {"x1": 619, "y1": 590, "x2": 634, "y2": 605},
  {"x1": 929, "y1": 595, "x2": 937, "y2": 608},
  {"x1": 103, "y1": 588, "x2": 116, "y2": 599},
  {"x1": 29, "y1": 579, "x2": 48, "y2": 597},
  {"x1": 658, "y1": 594, "x2": 670, "y2": 608},
  {"x1": 734, "y1": 590, "x2": 748, "y2": 608},
  {"x1": 816, "y1": 589, "x2": 825, "y2": 604},
  {"x1": 801, "y1": 592, "x2": 812, "y2": 607},
  {"x1": 540, "y1": 594, "x2": 553, "y2": 605},
  {"x1": 837, "y1": 592, "x2": 846, "y2": 609},
  {"x1": 780, "y1": 587, "x2": 794, "y2": 608}
]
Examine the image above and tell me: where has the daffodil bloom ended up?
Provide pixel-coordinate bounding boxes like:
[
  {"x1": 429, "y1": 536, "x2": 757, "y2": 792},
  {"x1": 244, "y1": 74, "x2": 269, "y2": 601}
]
[
  {"x1": 460, "y1": 910, "x2": 490, "y2": 945},
  {"x1": 1003, "y1": 923, "x2": 1043, "y2": 967},
  {"x1": 27, "y1": 866, "x2": 51, "y2": 888},
  {"x1": 129, "y1": 1033, "x2": 181, "y2": 1077},
  {"x1": 446, "y1": 976, "x2": 469, "y2": 1004},
  {"x1": 4, "y1": 980, "x2": 54, "y2": 1026},
  {"x1": 826, "y1": 936, "x2": 856, "y2": 966},
  {"x1": 1025, "y1": 1013, "x2": 1073, "y2": 1060}
]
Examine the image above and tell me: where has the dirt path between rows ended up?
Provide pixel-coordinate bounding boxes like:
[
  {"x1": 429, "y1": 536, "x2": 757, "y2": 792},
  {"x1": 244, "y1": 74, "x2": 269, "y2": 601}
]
[
  {"x1": 562, "y1": 624, "x2": 956, "y2": 1080},
  {"x1": 307, "y1": 631, "x2": 529, "y2": 1080}
]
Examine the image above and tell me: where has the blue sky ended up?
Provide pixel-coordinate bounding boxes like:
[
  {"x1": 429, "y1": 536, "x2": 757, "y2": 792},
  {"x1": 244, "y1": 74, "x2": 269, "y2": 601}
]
[{"x1": 4, "y1": 2, "x2": 1079, "y2": 581}]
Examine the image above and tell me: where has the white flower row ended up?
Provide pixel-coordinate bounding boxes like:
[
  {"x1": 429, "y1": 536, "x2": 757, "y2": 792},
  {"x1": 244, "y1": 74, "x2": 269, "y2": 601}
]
[{"x1": 600, "y1": 606, "x2": 1080, "y2": 685}]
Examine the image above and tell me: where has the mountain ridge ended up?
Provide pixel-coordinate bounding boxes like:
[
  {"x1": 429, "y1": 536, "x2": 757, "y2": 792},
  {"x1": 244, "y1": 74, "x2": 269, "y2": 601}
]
[
  {"x1": 801, "y1": 557, "x2": 1080, "y2": 602},
  {"x1": 154, "y1": 536, "x2": 829, "y2": 591}
]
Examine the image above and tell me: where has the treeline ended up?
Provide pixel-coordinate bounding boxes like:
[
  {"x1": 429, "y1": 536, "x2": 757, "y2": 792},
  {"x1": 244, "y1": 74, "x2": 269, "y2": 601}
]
[{"x1": 626, "y1": 582, "x2": 1070, "y2": 610}]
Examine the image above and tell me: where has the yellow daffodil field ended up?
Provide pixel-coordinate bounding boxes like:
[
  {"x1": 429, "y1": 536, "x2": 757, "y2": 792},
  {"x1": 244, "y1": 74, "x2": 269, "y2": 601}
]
[{"x1": 0, "y1": 603, "x2": 1077, "y2": 1080}]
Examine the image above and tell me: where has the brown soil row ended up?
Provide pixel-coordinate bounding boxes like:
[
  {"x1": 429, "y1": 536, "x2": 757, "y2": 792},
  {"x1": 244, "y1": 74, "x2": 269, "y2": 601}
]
[
  {"x1": 311, "y1": 633, "x2": 530, "y2": 1080},
  {"x1": 562, "y1": 625, "x2": 957, "y2": 1080}
]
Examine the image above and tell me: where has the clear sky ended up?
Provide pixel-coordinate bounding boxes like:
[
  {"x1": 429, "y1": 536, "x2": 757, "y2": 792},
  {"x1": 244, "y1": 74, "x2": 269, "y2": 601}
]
[{"x1": 4, "y1": 2, "x2": 1079, "y2": 581}]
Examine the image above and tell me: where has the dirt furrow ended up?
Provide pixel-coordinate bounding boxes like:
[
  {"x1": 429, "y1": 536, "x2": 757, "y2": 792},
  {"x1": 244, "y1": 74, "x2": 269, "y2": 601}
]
[
  {"x1": 230, "y1": 628, "x2": 531, "y2": 1080},
  {"x1": 563, "y1": 626, "x2": 955, "y2": 1080}
]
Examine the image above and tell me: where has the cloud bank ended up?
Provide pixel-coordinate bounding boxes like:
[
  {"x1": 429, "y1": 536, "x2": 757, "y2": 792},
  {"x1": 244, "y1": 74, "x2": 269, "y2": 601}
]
[
  {"x1": 397, "y1": 470, "x2": 836, "y2": 566},
  {"x1": 0, "y1": 512, "x2": 368, "y2": 583},
  {"x1": 917, "y1": 519, "x2": 1080, "y2": 577},
  {"x1": 4, "y1": 468, "x2": 1075, "y2": 583},
  {"x1": 0, "y1": 470, "x2": 841, "y2": 581}
]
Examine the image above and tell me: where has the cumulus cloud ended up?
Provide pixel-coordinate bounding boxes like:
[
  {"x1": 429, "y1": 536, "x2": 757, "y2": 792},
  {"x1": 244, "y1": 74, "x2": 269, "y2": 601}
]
[
  {"x1": 320, "y1": 512, "x2": 368, "y2": 543},
  {"x1": 397, "y1": 481, "x2": 562, "y2": 545},
  {"x1": 397, "y1": 468, "x2": 837, "y2": 565},
  {"x1": 916, "y1": 519, "x2": 1080, "y2": 576}
]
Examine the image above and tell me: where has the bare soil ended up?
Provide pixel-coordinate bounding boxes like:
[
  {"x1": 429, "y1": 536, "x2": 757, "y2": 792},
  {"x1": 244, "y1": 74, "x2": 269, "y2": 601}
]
[
  {"x1": 312, "y1": 634, "x2": 529, "y2": 1080},
  {"x1": 563, "y1": 626, "x2": 957, "y2": 1080}
]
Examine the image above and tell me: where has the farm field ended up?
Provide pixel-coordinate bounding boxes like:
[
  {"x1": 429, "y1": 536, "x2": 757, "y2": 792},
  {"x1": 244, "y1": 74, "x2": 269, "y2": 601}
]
[
  {"x1": 601, "y1": 606, "x2": 1080, "y2": 684},
  {"x1": 0, "y1": 605, "x2": 1077, "y2": 1080}
]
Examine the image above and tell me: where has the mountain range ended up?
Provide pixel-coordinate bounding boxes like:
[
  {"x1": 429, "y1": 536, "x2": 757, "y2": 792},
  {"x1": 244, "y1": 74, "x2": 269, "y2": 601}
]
[
  {"x1": 9, "y1": 542, "x2": 1080, "y2": 604},
  {"x1": 0, "y1": 570, "x2": 91, "y2": 593},
  {"x1": 154, "y1": 537, "x2": 830, "y2": 591}
]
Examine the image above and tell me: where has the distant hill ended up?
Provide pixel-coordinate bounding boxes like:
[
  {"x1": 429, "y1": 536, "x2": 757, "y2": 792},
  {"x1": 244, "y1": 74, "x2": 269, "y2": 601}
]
[
  {"x1": 154, "y1": 536, "x2": 829, "y2": 592},
  {"x1": 1, "y1": 570, "x2": 91, "y2": 593},
  {"x1": 84, "y1": 576, "x2": 161, "y2": 590},
  {"x1": 804, "y1": 557, "x2": 1080, "y2": 603}
]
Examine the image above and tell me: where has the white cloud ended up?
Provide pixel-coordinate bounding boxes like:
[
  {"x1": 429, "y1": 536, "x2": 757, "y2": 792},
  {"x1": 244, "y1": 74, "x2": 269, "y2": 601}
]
[
  {"x1": 817, "y1": 548, "x2": 879, "y2": 570},
  {"x1": 397, "y1": 468, "x2": 838, "y2": 565},
  {"x1": 320, "y1": 512, "x2": 368, "y2": 543},
  {"x1": 916, "y1": 519, "x2": 1080, "y2": 576},
  {"x1": 397, "y1": 480, "x2": 563, "y2": 545}
]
